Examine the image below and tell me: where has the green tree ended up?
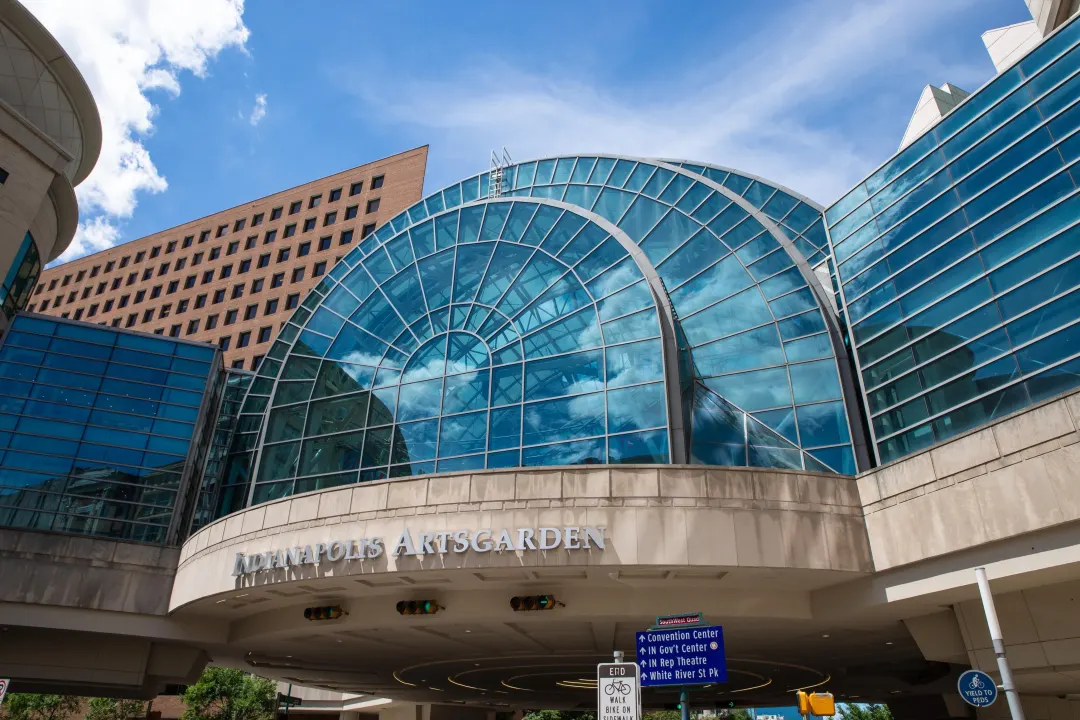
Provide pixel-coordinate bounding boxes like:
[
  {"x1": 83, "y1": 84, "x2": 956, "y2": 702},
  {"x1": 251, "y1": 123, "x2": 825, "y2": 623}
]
[
  {"x1": 85, "y1": 698, "x2": 146, "y2": 720},
  {"x1": 643, "y1": 712, "x2": 681, "y2": 720},
  {"x1": 0, "y1": 694, "x2": 80, "y2": 720},
  {"x1": 838, "y1": 704, "x2": 893, "y2": 720},
  {"x1": 181, "y1": 668, "x2": 276, "y2": 720}
]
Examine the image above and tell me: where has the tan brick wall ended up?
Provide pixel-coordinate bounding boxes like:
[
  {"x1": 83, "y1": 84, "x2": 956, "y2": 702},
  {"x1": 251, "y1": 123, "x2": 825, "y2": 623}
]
[{"x1": 31, "y1": 146, "x2": 428, "y2": 370}]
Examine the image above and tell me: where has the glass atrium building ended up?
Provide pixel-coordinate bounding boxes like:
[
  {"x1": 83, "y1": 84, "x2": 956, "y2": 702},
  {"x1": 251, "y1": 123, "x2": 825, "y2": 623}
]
[
  {"x1": 825, "y1": 14, "x2": 1080, "y2": 463},
  {"x1": 224, "y1": 156, "x2": 866, "y2": 507},
  {"x1": 9, "y1": 13, "x2": 1080, "y2": 534}
]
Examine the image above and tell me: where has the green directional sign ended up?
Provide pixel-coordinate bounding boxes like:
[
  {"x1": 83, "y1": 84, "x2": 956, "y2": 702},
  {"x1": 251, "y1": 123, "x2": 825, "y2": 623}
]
[{"x1": 277, "y1": 693, "x2": 302, "y2": 707}]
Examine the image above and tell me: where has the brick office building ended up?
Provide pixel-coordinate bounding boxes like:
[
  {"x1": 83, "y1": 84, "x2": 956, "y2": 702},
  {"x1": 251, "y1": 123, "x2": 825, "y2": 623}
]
[{"x1": 29, "y1": 145, "x2": 428, "y2": 370}]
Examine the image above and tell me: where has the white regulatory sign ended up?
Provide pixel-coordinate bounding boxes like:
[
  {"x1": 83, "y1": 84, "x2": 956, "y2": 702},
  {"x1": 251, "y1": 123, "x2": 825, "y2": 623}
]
[
  {"x1": 597, "y1": 662, "x2": 641, "y2": 720},
  {"x1": 0, "y1": 679, "x2": 9, "y2": 707}
]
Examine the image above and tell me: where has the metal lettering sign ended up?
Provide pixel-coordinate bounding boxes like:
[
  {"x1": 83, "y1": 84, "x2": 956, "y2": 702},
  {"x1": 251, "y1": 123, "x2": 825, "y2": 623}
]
[
  {"x1": 0, "y1": 679, "x2": 9, "y2": 707},
  {"x1": 957, "y1": 669, "x2": 997, "y2": 708},
  {"x1": 232, "y1": 526, "x2": 606, "y2": 576},
  {"x1": 636, "y1": 626, "x2": 727, "y2": 686},
  {"x1": 597, "y1": 663, "x2": 640, "y2": 720}
]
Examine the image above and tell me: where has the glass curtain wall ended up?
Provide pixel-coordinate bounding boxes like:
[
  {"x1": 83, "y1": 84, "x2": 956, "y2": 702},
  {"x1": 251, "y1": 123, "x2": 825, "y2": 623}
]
[
  {"x1": 826, "y1": 15, "x2": 1080, "y2": 463},
  {"x1": 229, "y1": 156, "x2": 861, "y2": 508},
  {"x1": 0, "y1": 314, "x2": 219, "y2": 543},
  {"x1": 185, "y1": 369, "x2": 249, "y2": 534}
]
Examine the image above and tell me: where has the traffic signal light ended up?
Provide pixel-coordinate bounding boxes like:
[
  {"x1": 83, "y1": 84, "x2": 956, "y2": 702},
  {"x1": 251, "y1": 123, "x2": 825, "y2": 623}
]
[
  {"x1": 396, "y1": 599, "x2": 441, "y2": 615},
  {"x1": 509, "y1": 594, "x2": 559, "y2": 611},
  {"x1": 797, "y1": 691, "x2": 810, "y2": 715},
  {"x1": 809, "y1": 692, "x2": 835, "y2": 716},
  {"x1": 796, "y1": 690, "x2": 835, "y2": 716},
  {"x1": 303, "y1": 605, "x2": 345, "y2": 621}
]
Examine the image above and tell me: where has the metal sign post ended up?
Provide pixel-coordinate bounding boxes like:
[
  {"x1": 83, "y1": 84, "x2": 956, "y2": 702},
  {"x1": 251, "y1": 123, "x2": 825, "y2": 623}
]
[
  {"x1": 597, "y1": 662, "x2": 641, "y2": 720},
  {"x1": 975, "y1": 568, "x2": 1026, "y2": 720}
]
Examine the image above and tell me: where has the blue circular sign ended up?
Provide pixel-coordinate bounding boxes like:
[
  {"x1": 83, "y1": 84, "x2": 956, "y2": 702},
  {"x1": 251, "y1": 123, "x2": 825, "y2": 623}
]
[{"x1": 958, "y1": 669, "x2": 997, "y2": 707}]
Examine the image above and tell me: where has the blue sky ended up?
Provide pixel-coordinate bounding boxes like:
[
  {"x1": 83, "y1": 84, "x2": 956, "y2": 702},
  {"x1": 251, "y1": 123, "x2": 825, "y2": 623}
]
[{"x1": 27, "y1": 0, "x2": 1031, "y2": 263}]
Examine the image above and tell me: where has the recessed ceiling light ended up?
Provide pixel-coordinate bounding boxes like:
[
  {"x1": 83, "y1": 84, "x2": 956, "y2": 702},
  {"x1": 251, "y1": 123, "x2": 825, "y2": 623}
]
[
  {"x1": 822, "y1": 634, "x2": 830, "y2": 638},
  {"x1": 886, "y1": 641, "x2": 893, "y2": 645},
  {"x1": 465, "y1": 630, "x2": 472, "y2": 633},
  {"x1": 891, "y1": 690, "x2": 901, "y2": 694},
  {"x1": 286, "y1": 655, "x2": 292, "y2": 658},
  {"x1": 474, "y1": 663, "x2": 481, "y2": 667},
  {"x1": 336, "y1": 639, "x2": 343, "y2": 643}
]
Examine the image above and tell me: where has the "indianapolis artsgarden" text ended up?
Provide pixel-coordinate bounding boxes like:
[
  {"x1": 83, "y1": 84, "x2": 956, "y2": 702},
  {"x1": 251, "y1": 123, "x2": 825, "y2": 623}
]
[{"x1": 232, "y1": 526, "x2": 607, "y2": 576}]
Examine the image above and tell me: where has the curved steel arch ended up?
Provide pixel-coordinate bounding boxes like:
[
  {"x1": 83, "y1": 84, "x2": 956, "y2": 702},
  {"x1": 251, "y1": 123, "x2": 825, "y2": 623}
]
[
  {"x1": 500, "y1": 153, "x2": 855, "y2": 467},
  {"x1": 656, "y1": 157, "x2": 826, "y2": 211},
  {"x1": 653, "y1": 161, "x2": 870, "y2": 471},
  {"x1": 499, "y1": 196, "x2": 688, "y2": 463},
  {"x1": 246, "y1": 195, "x2": 683, "y2": 489}
]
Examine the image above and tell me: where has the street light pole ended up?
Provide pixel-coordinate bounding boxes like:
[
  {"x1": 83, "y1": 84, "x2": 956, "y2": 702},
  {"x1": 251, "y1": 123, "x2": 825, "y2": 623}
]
[{"x1": 975, "y1": 567, "x2": 1026, "y2": 720}]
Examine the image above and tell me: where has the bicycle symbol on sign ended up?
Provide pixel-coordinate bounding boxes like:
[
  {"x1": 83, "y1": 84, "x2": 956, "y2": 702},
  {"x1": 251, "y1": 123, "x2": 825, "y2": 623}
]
[
  {"x1": 969, "y1": 675, "x2": 986, "y2": 690},
  {"x1": 605, "y1": 680, "x2": 632, "y2": 696}
]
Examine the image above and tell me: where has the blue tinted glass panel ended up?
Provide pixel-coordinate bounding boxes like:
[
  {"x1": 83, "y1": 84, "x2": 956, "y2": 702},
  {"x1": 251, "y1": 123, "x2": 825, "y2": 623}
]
[
  {"x1": 521, "y1": 437, "x2": 605, "y2": 466},
  {"x1": 607, "y1": 382, "x2": 666, "y2": 433},
  {"x1": 522, "y1": 392, "x2": 604, "y2": 445},
  {"x1": 608, "y1": 430, "x2": 669, "y2": 463}
]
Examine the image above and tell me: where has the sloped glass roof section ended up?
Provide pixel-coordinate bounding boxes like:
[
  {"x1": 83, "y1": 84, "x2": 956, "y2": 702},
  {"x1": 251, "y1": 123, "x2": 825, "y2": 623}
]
[{"x1": 229, "y1": 156, "x2": 864, "y2": 509}]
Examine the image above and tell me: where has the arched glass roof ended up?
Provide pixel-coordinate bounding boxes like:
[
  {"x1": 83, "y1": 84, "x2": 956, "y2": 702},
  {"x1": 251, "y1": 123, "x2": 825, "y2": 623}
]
[
  {"x1": 665, "y1": 161, "x2": 831, "y2": 267},
  {"x1": 222, "y1": 156, "x2": 862, "y2": 510}
]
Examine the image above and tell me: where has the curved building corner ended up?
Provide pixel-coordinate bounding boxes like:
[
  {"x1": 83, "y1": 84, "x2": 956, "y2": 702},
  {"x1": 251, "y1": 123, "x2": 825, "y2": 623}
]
[{"x1": 0, "y1": 0, "x2": 101, "y2": 334}]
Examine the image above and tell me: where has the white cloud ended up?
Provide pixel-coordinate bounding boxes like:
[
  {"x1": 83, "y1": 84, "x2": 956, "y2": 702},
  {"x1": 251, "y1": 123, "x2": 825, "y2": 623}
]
[
  {"x1": 22, "y1": 0, "x2": 250, "y2": 263},
  {"x1": 249, "y1": 92, "x2": 267, "y2": 126},
  {"x1": 348, "y1": 0, "x2": 986, "y2": 205},
  {"x1": 63, "y1": 215, "x2": 120, "y2": 260}
]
